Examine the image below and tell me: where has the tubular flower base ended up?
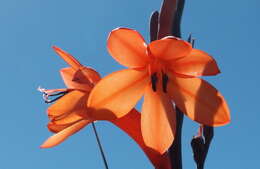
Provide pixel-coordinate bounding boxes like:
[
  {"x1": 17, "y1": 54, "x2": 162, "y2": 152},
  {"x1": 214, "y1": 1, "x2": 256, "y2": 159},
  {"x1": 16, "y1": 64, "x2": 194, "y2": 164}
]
[
  {"x1": 88, "y1": 28, "x2": 231, "y2": 154},
  {"x1": 40, "y1": 46, "x2": 171, "y2": 169}
]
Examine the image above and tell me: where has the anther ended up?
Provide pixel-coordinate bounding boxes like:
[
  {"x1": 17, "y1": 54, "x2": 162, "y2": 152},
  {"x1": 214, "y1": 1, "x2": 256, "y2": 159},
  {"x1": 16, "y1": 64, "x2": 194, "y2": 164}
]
[
  {"x1": 151, "y1": 73, "x2": 158, "y2": 92},
  {"x1": 162, "y1": 73, "x2": 169, "y2": 93}
]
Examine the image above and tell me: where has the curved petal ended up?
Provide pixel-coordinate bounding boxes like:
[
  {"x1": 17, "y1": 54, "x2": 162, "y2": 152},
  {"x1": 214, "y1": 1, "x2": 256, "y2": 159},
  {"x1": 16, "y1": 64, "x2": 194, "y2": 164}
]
[
  {"x1": 47, "y1": 120, "x2": 83, "y2": 133},
  {"x1": 148, "y1": 37, "x2": 192, "y2": 60},
  {"x1": 48, "y1": 90, "x2": 89, "y2": 118},
  {"x1": 51, "y1": 111, "x2": 85, "y2": 125},
  {"x1": 48, "y1": 122, "x2": 70, "y2": 133},
  {"x1": 60, "y1": 67, "x2": 92, "y2": 91},
  {"x1": 88, "y1": 69, "x2": 149, "y2": 120},
  {"x1": 111, "y1": 109, "x2": 171, "y2": 169},
  {"x1": 170, "y1": 49, "x2": 220, "y2": 77},
  {"x1": 41, "y1": 120, "x2": 90, "y2": 148},
  {"x1": 141, "y1": 86, "x2": 176, "y2": 154},
  {"x1": 107, "y1": 28, "x2": 149, "y2": 68},
  {"x1": 80, "y1": 67, "x2": 101, "y2": 85},
  {"x1": 168, "y1": 76, "x2": 230, "y2": 126},
  {"x1": 53, "y1": 46, "x2": 83, "y2": 70}
]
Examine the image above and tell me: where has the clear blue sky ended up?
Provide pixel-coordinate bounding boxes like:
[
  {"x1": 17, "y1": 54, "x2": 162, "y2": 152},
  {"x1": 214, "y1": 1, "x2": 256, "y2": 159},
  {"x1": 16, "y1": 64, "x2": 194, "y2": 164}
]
[{"x1": 0, "y1": 0, "x2": 258, "y2": 169}]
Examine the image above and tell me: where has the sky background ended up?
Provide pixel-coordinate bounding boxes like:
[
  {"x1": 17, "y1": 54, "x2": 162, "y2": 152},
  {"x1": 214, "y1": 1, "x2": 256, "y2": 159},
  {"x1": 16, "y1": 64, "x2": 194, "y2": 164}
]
[{"x1": 0, "y1": 0, "x2": 259, "y2": 169}]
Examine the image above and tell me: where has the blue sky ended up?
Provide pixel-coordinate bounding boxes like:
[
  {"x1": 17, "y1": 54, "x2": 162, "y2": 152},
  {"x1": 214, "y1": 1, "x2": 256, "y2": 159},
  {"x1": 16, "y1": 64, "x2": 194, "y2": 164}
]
[{"x1": 0, "y1": 0, "x2": 259, "y2": 169}]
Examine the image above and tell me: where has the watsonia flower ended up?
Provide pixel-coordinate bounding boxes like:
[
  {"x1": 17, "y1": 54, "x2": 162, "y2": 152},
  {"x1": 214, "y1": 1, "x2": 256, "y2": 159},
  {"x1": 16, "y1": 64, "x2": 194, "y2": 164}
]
[
  {"x1": 39, "y1": 46, "x2": 171, "y2": 169},
  {"x1": 88, "y1": 28, "x2": 231, "y2": 154}
]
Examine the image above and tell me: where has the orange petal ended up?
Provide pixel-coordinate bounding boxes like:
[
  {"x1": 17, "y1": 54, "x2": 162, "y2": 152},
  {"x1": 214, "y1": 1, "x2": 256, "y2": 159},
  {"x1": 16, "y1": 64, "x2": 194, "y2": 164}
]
[
  {"x1": 88, "y1": 69, "x2": 149, "y2": 120},
  {"x1": 48, "y1": 90, "x2": 89, "y2": 118},
  {"x1": 51, "y1": 111, "x2": 85, "y2": 125},
  {"x1": 41, "y1": 120, "x2": 91, "y2": 148},
  {"x1": 141, "y1": 86, "x2": 176, "y2": 154},
  {"x1": 47, "y1": 122, "x2": 70, "y2": 133},
  {"x1": 47, "y1": 120, "x2": 85, "y2": 133},
  {"x1": 107, "y1": 28, "x2": 149, "y2": 68},
  {"x1": 60, "y1": 67, "x2": 93, "y2": 91},
  {"x1": 60, "y1": 66, "x2": 101, "y2": 91},
  {"x1": 170, "y1": 49, "x2": 220, "y2": 77},
  {"x1": 168, "y1": 76, "x2": 230, "y2": 126},
  {"x1": 148, "y1": 37, "x2": 192, "y2": 60},
  {"x1": 80, "y1": 67, "x2": 101, "y2": 85},
  {"x1": 53, "y1": 46, "x2": 83, "y2": 70},
  {"x1": 111, "y1": 109, "x2": 171, "y2": 169}
]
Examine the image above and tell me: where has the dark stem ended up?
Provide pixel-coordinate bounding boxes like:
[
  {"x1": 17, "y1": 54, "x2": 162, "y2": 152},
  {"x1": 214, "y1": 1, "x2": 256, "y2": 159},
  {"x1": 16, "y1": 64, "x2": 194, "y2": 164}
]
[
  {"x1": 168, "y1": 0, "x2": 186, "y2": 169},
  {"x1": 158, "y1": 0, "x2": 177, "y2": 39},
  {"x1": 169, "y1": 107, "x2": 184, "y2": 169},
  {"x1": 91, "y1": 122, "x2": 109, "y2": 169},
  {"x1": 151, "y1": 1, "x2": 186, "y2": 168},
  {"x1": 150, "y1": 11, "x2": 159, "y2": 42},
  {"x1": 172, "y1": 0, "x2": 186, "y2": 38}
]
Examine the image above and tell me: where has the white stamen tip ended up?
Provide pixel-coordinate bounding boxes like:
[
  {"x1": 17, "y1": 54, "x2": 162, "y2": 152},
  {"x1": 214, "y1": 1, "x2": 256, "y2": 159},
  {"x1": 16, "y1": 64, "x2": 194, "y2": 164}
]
[{"x1": 37, "y1": 86, "x2": 46, "y2": 93}]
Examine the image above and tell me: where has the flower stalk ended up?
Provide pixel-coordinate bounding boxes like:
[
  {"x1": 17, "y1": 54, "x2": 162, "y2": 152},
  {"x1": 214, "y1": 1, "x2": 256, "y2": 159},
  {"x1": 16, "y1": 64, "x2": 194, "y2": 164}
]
[
  {"x1": 91, "y1": 122, "x2": 109, "y2": 169},
  {"x1": 157, "y1": 0, "x2": 186, "y2": 168}
]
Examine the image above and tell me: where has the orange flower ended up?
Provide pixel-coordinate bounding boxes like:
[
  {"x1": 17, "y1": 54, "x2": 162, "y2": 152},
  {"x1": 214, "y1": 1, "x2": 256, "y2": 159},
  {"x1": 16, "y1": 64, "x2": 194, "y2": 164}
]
[
  {"x1": 40, "y1": 47, "x2": 171, "y2": 169},
  {"x1": 88, "y1": 28, "x2": 231, "y2": 154},
  {"x1": 39, "y1": 46, "x2": 101, "y2": 148}
]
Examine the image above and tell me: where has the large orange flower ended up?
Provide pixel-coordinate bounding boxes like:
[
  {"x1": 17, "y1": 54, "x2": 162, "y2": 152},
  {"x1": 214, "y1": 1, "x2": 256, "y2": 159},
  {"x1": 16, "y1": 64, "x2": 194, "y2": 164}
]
[
  {"x1": 88, "y1": 28, "x2": 231, "y2": 154},
  {"x1": 40, "y1": 46, "x2": 171, "y2": 169}
]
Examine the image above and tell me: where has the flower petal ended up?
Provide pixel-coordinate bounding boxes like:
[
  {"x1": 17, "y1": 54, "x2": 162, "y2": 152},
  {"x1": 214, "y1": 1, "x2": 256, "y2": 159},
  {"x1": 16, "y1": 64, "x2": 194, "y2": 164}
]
[
  {"x1": 51, "y1": 111, "x2": 84, "y2": 125},
  {"x1": 47, "y1": 122, "x2": 70, "y2": 133},
  {"x1": 168, "y1": 76, "x2": 230, "y2": 126},
  {"x1": 53, "y1": 46, "x2": 83, "y2": 70},
  {"x1": 141, "y1": 86, "x2": 176, "y2": 154},
  {"x1": 148, "y1": 37, "x2": 192, "y2": 60},
  {"x1": 41, "y1": 120, "x2": 91, "y2": 148},
  {"x1": 107, "y1": 28, "x2": 149, "y2": 68},
  {"x1": 48, "y1": 90, "x2": 89, "y2": 118},
  {"x1": 60, "y1": 67, "x2": 93, "y2": 91},
  {"x1": 88, "y1": 69, "x2": 149, "y2": 120},
  {"x1": 80, "y1": 67, "x2": 101, "y2": 85},
  {"x1": 170, "y1": 49, "x2": 220, "y2": 77},
  {"x1": 110, "y1": 109, "x2": 171, "y2": 169}
]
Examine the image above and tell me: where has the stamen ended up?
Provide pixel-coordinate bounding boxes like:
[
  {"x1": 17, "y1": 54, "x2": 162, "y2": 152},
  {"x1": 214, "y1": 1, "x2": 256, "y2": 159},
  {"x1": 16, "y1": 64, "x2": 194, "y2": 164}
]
[
  {"x1": 162, "y1": 72, "x2": 169, "y2": 93},
  {"x1": 44, "y1": 93, "x2": 68, "y2": 104},
  {"x1": 38, "y1": 87, "x2": 69, "y2": 104},
  {"x1": 151, "y1": 73, "x2": 158, "y2": 92}
]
